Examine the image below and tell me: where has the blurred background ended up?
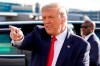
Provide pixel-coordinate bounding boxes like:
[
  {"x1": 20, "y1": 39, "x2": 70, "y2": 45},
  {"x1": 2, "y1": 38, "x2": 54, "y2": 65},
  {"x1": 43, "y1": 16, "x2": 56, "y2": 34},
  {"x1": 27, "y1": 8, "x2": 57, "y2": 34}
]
[{"x1": 0, "y1": 0, "x2": 100, "y2": 21}]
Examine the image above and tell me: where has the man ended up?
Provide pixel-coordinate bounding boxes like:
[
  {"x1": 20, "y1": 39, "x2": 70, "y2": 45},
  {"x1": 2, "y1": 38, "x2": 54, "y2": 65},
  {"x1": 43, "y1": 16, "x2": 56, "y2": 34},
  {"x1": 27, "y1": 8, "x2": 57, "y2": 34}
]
[
  {"x1": 80, "y1": 20, "x2": 100, "y2": 66},
  {"x1": 9, "y1": 3, "x2": 90, "y2": 66}
]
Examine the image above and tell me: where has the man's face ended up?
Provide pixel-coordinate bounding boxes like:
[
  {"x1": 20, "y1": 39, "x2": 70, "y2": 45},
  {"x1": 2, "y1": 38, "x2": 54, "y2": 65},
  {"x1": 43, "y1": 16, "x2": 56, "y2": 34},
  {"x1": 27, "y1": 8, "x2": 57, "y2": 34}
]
[
  {"x1": 42, "y1": 8, "x2": 65, "y2": 36},
  {"x1": 80, "y1": 22, "x2": 93, "y2": 36}
]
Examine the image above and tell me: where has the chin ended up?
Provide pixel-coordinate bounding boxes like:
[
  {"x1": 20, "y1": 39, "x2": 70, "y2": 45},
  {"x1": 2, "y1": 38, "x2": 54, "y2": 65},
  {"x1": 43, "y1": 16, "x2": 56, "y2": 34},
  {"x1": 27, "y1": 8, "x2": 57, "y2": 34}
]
[
  {"x1": 46, "y1": 31, "x2": 53, "y2": 35},
  {"x1": 47, "y1": 32, "x2": 52, "y2": 35}
]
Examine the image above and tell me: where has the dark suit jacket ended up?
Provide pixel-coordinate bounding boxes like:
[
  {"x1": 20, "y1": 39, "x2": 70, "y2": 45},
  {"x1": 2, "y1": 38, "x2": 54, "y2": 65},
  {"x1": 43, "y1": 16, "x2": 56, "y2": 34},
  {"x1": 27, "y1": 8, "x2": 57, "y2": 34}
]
[
  {"x1": 17, "y1": 25, "x2": 90, "y2": 66},
  {"x1": 87, "y1": 33, "x2": 100, "y2": 66}
]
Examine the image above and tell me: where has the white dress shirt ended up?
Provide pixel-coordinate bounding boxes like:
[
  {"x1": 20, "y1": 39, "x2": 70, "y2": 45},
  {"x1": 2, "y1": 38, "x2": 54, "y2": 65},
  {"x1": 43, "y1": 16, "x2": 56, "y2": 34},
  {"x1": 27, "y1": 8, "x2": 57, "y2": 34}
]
[{"x1": 52, "y1": 28, "x2": 67, "y2": 66}]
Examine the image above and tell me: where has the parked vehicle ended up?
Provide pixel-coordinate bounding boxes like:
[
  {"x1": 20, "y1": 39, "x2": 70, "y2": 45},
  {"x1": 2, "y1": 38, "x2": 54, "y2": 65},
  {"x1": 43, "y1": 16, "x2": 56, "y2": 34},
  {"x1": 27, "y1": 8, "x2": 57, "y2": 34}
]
[
  {"x1": 0, "y1": 21, "x2": 74, "y2": 66},
  {"x1": 0, "y1": 20, "x2": 100, "y2": 66}
]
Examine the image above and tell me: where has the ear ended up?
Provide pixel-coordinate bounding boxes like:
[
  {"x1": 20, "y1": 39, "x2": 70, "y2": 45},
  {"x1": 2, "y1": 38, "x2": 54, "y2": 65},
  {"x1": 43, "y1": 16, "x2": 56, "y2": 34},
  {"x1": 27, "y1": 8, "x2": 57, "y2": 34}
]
[
  {"x1": 91, "y1": 27, "x2": 94, "y2": 32},
  {"x1": 61, "y1": 16, "x2": 66, "y2": 23}
]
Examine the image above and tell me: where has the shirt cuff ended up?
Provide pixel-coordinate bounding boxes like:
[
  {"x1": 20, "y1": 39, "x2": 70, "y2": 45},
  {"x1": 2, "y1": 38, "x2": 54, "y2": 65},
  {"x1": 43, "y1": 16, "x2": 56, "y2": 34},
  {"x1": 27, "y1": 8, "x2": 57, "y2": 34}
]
[{"x1": 11, "y1": 38, "x2": 24, "y2": 46}]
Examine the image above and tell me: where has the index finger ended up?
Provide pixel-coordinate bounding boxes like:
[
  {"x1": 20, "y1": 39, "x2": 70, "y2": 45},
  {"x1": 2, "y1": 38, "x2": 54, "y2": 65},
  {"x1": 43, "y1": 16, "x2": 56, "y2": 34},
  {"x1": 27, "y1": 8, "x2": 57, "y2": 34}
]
[{"x1": 9, "y1": 25, "x2": 18, "y2": 32}]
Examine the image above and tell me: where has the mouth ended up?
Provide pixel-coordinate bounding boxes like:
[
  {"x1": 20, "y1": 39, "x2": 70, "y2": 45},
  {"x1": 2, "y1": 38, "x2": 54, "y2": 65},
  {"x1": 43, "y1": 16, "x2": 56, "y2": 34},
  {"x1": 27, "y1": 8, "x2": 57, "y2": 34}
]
[
  {"x1": 45, "y1": 26, "x2": 51, "y2": 30},
  {"x1": 44, "y1": 23, "x2": 51, "y2": 28}
]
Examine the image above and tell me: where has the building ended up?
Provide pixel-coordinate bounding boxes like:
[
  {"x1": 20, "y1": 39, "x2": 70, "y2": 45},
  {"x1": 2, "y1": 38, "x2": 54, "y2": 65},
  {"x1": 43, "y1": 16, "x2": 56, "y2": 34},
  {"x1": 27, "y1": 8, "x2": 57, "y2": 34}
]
[
  {"x1": 0, "y1": 2, "x2": 100, "y2": 21},
  {"x1": 0, "y1": 2, "x2": 33, "y2": 21},
  {"x1": 69, "y1": 9, "x2": 100, "y2": 21}
]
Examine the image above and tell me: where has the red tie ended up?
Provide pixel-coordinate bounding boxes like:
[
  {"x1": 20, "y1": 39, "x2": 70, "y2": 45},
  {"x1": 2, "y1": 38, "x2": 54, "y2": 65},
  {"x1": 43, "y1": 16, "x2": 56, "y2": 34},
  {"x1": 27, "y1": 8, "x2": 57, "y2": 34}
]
[{"x1": 46, "y1": 36, "x2": 56, "y2": 66}]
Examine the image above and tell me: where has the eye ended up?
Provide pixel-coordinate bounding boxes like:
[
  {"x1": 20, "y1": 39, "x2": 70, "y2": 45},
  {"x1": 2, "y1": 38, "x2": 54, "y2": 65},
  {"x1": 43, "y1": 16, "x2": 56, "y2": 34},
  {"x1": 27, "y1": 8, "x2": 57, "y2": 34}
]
[
  {"x1": 48, "y1": 16, "x2": 54, "y2": 18},
  {"x1": 42, "y1": 16, "x2": 46, "y2": 20}
]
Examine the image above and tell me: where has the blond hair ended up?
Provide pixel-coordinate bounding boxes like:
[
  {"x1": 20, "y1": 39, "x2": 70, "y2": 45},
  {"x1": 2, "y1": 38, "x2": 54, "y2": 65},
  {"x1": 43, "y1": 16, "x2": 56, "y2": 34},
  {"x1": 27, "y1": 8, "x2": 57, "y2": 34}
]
[{"x1": 41, "y1": 3, "x2": 68, "y2": 18}]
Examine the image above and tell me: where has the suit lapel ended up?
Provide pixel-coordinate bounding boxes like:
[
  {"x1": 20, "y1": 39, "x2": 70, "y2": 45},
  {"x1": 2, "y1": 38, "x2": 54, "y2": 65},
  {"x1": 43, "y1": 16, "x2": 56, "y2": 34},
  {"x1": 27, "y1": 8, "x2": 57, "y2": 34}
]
[
  {"x1": 56, "y1": 30, "x2": 73, "y2": 66},
  {"x1": 41, "y1": 34, "x2": 51, "y2": 66}
]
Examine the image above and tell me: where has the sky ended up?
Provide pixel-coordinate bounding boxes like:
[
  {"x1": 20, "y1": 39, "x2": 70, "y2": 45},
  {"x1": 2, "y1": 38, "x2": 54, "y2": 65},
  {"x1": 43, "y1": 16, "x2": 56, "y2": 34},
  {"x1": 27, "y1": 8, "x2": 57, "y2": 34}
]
[{"x1": 0, "y1": 0, "x2": 100, "y2": 11}]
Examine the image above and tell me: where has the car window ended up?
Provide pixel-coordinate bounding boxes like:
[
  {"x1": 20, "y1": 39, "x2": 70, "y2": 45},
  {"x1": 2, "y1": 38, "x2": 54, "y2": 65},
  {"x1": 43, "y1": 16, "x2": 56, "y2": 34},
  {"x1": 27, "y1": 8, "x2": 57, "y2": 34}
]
[
  {"x1": 0, "y1": 32, "x2": 22, "y2": 55},
  {"x1": 0, "y1": 21, "x2": 74, "y2": 55}
]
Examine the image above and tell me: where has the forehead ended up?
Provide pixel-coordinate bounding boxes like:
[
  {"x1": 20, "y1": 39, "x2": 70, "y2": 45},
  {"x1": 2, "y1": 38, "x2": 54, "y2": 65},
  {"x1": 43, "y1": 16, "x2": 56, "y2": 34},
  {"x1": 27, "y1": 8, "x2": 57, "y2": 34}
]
[
  {"x1": 42, "y1": 8, "x2": 59, "y2": 16},
  {"x1": 82, "y1": 21, "x2": 92, "y2": 26}
]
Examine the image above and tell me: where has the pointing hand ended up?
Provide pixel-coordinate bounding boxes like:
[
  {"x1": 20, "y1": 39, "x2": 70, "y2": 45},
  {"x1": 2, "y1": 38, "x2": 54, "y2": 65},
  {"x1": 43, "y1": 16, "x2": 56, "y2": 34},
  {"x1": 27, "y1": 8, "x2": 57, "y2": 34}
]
[{"x1": 9, "y1": 25, "x2": 24, "y2": 41}]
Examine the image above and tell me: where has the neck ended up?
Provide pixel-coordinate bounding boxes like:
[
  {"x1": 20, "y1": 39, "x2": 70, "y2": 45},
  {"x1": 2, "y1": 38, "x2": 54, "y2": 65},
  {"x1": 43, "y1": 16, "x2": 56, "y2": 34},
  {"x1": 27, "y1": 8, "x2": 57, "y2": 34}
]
[{"x1": 54, "y1": 26, "x2": 66, "y2": 36}]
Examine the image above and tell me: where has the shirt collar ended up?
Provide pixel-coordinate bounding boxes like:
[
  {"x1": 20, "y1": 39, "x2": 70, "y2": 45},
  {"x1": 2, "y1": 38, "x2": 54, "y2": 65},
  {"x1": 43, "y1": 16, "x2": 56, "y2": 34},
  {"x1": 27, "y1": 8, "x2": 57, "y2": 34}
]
[
  {"x1": 55, "y1": 27, "x2": 67, "y2": 43},
  {"x1": 84, "y1": 32, "x2": 94, "y2": 41}
]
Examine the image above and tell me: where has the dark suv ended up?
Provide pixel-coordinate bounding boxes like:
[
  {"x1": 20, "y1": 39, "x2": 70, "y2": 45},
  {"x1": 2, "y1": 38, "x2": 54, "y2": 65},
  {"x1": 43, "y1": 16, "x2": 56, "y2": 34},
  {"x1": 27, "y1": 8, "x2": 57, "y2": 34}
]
[{"x1": 0, "y1": 21, "x2": 74, "y2": 66}]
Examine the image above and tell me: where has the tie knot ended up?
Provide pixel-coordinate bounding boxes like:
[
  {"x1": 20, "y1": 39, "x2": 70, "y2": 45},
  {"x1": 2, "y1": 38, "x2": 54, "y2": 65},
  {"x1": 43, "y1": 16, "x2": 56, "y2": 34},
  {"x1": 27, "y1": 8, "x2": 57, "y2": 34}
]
[{"x1": 52, "y1": 36, "x2": 56, "y2": 41}]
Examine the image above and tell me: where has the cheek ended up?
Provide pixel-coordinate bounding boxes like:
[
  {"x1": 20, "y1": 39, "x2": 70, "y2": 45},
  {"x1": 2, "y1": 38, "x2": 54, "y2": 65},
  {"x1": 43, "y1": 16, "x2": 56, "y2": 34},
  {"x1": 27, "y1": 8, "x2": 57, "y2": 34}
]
[
  {"x1": 81, "y1": 29, "x2": 87, "y2": 34},
  {"x1": 53, "y1": 22, "x2": 60, "y2": 30},
  {"x1": 45, "y1": 28, "x2": 54, "y2": 35}
]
